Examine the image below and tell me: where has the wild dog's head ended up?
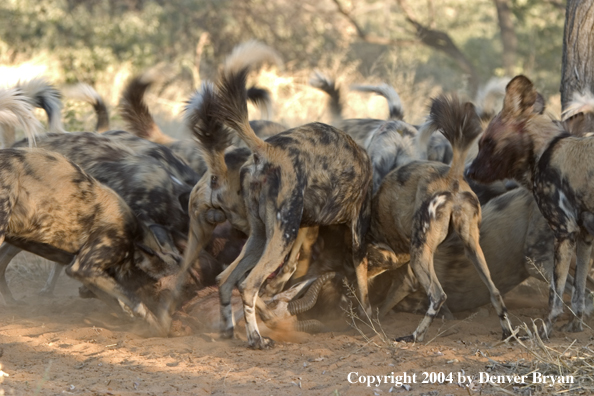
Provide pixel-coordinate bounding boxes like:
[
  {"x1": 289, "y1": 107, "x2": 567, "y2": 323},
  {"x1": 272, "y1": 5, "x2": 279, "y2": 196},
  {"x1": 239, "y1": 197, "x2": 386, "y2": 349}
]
[
  {"x1": 135, "y1": 222, "x2": 183, "y2": 280},
  {"x1": 466, "y1": 75, "x2": 547, "y2": 188}
]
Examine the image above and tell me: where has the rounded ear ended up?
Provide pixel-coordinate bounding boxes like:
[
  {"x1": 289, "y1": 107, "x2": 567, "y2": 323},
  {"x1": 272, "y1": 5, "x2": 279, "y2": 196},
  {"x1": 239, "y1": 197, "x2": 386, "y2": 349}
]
[
  {"x1": 503, "y1": 75, "x2": 538, "y2": 115},
  {"x1": 148, "y1": 224, "x2": 177, "y2": 252},
  {"x1": 533, "y1": 93, "x2": 546, "y2": 114}
]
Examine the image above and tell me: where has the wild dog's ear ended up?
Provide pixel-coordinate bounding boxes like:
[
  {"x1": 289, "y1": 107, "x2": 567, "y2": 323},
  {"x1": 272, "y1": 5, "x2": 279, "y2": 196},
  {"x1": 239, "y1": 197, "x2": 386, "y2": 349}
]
[
  {"x1": 533, "y1": 93, "x2": 546, "y2": 114},
  {"x1": 503, "y1": 75, "x2": 538, "y2": 116},
  {"x1": 148, "y1": 224, "x2": 178, "y2": 253}
]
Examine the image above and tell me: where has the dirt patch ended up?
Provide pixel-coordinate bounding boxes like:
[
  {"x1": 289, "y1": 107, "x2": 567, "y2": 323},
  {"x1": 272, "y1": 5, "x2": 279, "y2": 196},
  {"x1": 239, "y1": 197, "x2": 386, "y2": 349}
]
[{"x1": 1, "y1": 254, "x2": 593, "y2": 395}]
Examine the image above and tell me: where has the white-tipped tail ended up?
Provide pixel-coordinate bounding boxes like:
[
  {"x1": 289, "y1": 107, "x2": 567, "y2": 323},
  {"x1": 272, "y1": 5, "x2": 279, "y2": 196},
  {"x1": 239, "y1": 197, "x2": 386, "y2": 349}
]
[
  {"x1": 0, "y1": 87, "x2": 42, "y2": 147},
  {"x1": 17, "y1": 77, "x2": 64, "y2": 133},
  {"x1": 351, "y1": 83, "x2": 404, "y2": 120},
  {"x1": 562, "y1": 90, "x2": 594, "y2": 121},
  {"x1": 474, "y1": 77, "x2": 508, "y2": 121},
  {"x1": 62, "y1": 83, "x2": 110, "y2": 132},
  {"x1": 223, "y1": 40, "x2": 283, "y2": 76}
]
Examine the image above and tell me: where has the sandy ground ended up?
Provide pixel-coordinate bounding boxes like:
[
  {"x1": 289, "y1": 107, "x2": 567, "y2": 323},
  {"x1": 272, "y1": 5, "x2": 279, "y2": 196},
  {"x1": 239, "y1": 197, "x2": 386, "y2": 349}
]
[{"x1": 1, "y1": 253, "x2": 593, "y2": 396}]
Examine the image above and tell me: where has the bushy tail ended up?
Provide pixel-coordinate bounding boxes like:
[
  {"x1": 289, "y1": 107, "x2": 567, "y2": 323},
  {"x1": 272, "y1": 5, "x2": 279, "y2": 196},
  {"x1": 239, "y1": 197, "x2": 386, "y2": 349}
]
[
  {"x1": 427, "y1": 94, "x2": 482, "y2": 180},
  {"x1": 562, "y1": 90, "x2": 594, "y2": 120},
  {"x1": 62, "y1": 83, "x2": 110, "y2": 132},
  {"x1": 351, "y1": 83, "x2": 404, "y2": 120},
  {"x1": 223, "y1": 40, "x2": 283, "y2": 77},
  {"x1": 119, "y1": 73, "x2": 173, "y2": 144},
  {"x1": 309, "y1": 71, "x2": 343, "y2": 125},
  {"x1": 185, "y1": 82, "x2": 233, "y2": 173},
  {"x1": 474, "y1": 77, "x2": 508, "y2": 122},
  {"x1": 246, "y1": 86, "x2": 273, "y2": 119},
  {"x1": 17, "y1": 77, "x2": 64, "y2": 133},
  {"x1": 0, "y1": 87, "x2": 42, "y2": 147},
  {"x1": 211, "y1": 42, "x2": 281, "y2": 154}
]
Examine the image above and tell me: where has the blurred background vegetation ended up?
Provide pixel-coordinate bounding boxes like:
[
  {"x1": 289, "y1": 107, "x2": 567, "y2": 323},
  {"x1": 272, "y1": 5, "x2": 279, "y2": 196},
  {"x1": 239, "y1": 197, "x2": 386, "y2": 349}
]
[{"x1": 0, "y1": 0, "x2": 566, "y2": 133}]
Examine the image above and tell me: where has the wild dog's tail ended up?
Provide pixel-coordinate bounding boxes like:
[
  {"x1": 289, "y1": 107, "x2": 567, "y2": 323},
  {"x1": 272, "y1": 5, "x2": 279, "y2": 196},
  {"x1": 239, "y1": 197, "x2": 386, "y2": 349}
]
[
  {"x1": 428, "y1": 94, "x2": 482, "y2": 181},
  {"x1": 0, "y1": 87, "x2": 42, "y2": 147},
  {"x1": 214, "y1": 67, "x2": 268, "y2": 154},
  {"x1": 185, "y1": 82, "x2": 232, "y2": 174},
  {"x1": 62, "y1": 83, "x2": 110, "y2": 132},
  {"x1": 119, "y1": 73, "x2": 174, "y2": 145},
  {"x1": 474, "y1": 77, "x2": 508, "y2": 122},
  {"x1": 562, "y1": 90, "x2": 594, "y2": 120},
  {"x1": 351, "y1": 83, "x2": 404, "y2": 120},
  {"x1": 213, "y1": 41, "x2": 281, "y2": 154},
  {"x1": 17, "y1": 77, "x2": 64, "y2": 133},
  {"x1": 309, "y1": 71, "x2": 343, "y2": 125},
  {"x1": 246, "y1": 86, "x2": 273, "y2": 119}
]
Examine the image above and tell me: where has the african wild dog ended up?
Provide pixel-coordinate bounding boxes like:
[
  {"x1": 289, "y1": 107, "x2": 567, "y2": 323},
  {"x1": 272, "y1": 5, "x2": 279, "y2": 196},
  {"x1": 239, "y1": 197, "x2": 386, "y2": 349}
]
[
  {"x1": 206, "y1": 55, "x2": 372, "y2": 349},
  {"x1": 3, "y1": 80, "x2": 197, "y2": 298},
  {"x1": 371, "y1": 94, "x2": 512, "y2": 342},
  {"x1": 168, "y1": 44, "x2": 320, "y2": 332},
  {"x1": 0, "y1": 90, "x2": 179, "y2": 334},
  {"x1": 309, "y1": 72, "x2": 453, "y2": 164},
  {"x1": 466, "y1": 75, "x2": 594, "y2": 338},
  {"x1": 62, "y1": 83, "x2": 111, "y2": 132}
]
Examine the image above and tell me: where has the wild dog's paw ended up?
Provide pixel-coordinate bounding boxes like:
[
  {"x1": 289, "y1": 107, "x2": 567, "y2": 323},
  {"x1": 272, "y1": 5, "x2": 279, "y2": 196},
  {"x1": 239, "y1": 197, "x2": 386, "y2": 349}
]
[
  {"x1": 249, "y1": 335, "x2": 275, "y2": 350},
  {"x1": 561, "y1": 318, "x2": 584, "y2": 333},
  {"x1": 395, "y1": 334, "x2": 416, "y2": 343}
]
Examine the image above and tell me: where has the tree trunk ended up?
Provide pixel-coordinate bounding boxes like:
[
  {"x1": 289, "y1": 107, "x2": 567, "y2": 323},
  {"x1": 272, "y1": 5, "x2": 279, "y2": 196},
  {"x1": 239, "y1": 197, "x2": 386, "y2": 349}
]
[
  {"x1": 493, "y1": 0, "x2": 517, "y2": 76},
  {"x1": 561, "y1": 0, "x2": 594, "y2": 110}
]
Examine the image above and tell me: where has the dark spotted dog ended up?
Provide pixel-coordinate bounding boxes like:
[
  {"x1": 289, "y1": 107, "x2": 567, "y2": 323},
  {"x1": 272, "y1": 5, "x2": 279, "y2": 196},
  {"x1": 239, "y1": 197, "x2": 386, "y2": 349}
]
[
  {"x1": 209, "y1": 61, "x2": 372, "y2": 349},
  {"x1": 371, "y1": 95, "x2": 512, "y2": 342},
  {"x1": 467, "y1": 75, "x2": 594, "y2": 338},
  {"x1": 3, "y1": 81, "x2": 198, "y2": 298},
  {"x1": 0, "y1": 90, "x2": 179, "y2": 332}
]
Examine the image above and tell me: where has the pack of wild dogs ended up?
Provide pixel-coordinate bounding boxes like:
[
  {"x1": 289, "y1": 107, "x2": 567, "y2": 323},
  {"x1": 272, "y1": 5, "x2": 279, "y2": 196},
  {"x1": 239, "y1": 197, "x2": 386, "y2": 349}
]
[{"x1": 1, "y1": 41, "x2": 594, "y2": 348}]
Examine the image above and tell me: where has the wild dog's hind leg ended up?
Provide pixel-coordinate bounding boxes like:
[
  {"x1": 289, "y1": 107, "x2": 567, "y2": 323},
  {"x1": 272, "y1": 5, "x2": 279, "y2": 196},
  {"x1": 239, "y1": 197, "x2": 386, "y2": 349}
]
[
  {"x1": 396, "y1": 196, "x2": 452, "y2": 343},
  {"x1": 563, "y1": 230, "x2": 593, "y2": 332},
  {"x1": 0, "y1": 243, "x2": 22, "y2": 304},
  {"x1": 379, "y1": 266, "x2": 418, "y2": 318},
  {"x1": 454, "y1": 204, "x2": 512, "y2": 340},
  {"x1": 39, "y1": 263, "x2": 63, "y2": 296},
  {"x1": 217, "y1": 218, "x2": 266, "y2": 340},
  {"x1": 239, "y1": 226, "x2": 298, "y2": 349}
]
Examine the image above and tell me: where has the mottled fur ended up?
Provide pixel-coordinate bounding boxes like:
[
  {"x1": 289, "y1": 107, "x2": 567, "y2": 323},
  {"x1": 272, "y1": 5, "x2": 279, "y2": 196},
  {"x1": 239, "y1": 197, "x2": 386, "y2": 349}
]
[
  {"x1": 371, "y1": 95, "x2": 512, "y2": 342},
  {"x1": 211, "y1": 61, "x2": 372, "y2": 349},
  {"x1": 467, "y1": 75, "x2": 594, "y2": 338},
  {"x1": 0, "y1": 147, "x2": 180, "y2": 334}
]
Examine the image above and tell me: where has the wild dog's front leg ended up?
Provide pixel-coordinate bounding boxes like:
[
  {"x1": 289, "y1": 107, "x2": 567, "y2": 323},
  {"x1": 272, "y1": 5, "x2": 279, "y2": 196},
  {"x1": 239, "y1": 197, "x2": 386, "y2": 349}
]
[
  {"x1": 39, "y1": 263, "x2": 63, "y2": 296},
  {"x1": 217, "y1": 225, "x2": 266, "y2": 340},
  {"x1": 260, "y1": 226, "x2": 312, "y2": 299},
  {"x1": 65, "y1": 247, "x2": 167, "y2": 336},
  {"x1": 0, "y1": 243, "x2": 22, "y2": 304},
  {"x1": 541, "y1": 236, "x2": 576, "y2": 339},
  {"x1": 379, "y1": 265, "x2": 418, "y2": 318},
  {"x1": 352, "y1": 189, "x2": 372, "y2": 317},
  {"x1": 563, "y1": 232, "x2": 593, "y2": 332}
]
